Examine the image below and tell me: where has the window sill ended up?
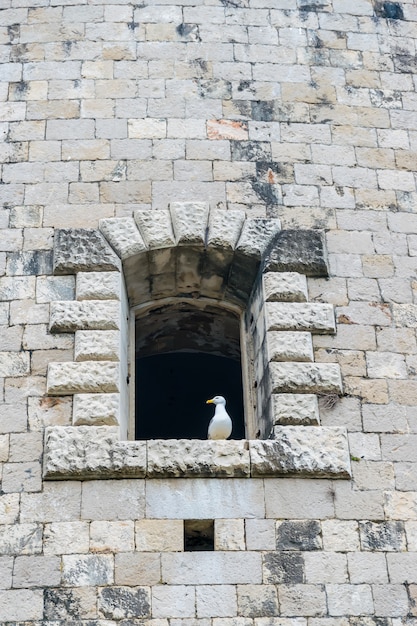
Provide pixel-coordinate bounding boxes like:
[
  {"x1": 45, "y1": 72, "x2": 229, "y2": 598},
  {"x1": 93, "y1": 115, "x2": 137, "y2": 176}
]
[{"x1": 43, "y1": 426, "x2": 351, "y2": 480}]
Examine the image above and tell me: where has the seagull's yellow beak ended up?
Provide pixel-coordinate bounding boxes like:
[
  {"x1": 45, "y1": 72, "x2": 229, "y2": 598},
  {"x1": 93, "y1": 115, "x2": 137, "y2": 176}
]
[{"x1": 206, "y1": 398, "x2": 214, "y2": 404}]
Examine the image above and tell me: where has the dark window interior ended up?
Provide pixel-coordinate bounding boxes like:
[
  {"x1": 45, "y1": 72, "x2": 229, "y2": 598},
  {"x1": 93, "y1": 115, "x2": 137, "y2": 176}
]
[
  {"x1": 184, "y1": 520, "x2": 214, "y2": 551},
  {"x1": 135, "y1": 302, "x2": 245, "y2": 440}
]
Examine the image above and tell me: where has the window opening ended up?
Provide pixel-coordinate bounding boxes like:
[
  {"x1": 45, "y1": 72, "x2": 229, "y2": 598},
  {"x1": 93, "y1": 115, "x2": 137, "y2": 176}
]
[
  {"x1": 133, "y1": 299, "x2": 246, "y2": 440},
  {"x1": 184, "y1": 520, "x2": 214, "y2": 551}
]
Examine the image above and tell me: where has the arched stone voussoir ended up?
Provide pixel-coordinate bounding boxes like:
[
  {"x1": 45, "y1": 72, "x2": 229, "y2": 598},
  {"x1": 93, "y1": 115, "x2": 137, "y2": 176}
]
[
  {"x1": 53, "y1": 229, "x2": 121, "y2": 275},
  {"x1": 99, "y1": 217, "x2": 147, "y2": 261}
]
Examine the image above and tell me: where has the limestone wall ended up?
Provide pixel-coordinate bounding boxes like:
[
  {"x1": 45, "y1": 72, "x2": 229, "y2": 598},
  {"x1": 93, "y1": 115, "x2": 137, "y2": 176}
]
[{"x1": 1, "y1": 0, "x2": 417, "y2": 623}]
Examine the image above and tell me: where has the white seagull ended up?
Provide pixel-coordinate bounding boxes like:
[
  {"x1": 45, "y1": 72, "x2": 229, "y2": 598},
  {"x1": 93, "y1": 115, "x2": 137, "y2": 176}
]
[{"x1": 206, "y1": 395, "x2": 232, "y2": 440}]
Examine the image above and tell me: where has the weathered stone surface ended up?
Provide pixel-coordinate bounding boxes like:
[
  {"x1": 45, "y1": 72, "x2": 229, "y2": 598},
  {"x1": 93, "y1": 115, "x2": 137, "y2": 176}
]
[
  {"x1": 147, "y1": 439, "x2": 250, "y2": 478},
  {"x1": 264, "y1": 229, "x2": 329, "y2": 277},
  {"x1": 393, "y1": 304, "x2": 417, "y2": 328},
  {"x1": 0, "y1": 352, "x2": 30, "y2": 377},
  {"x1": 237, "y1": 218, "x2": 281, "y2": 259},
  {"x1": 250, "y1": 427, "x2": 351, "y2": 478},
  {"x1": 263, "y1": 271, "x2": 308, "y2": 302},
  {"x1": 272, "y1": 394, "x2": 320, "y2": 426},
  {"x1": 207, "y1": 209, "x2": 246, "y2": 250},
  {"x1": 73, "y1": 393, "x2": 119, "y2": 426},
  {"x1": 76, "y1": 271, "x2": 121, "y2": 301},
  {"x1": 266, "y1": 302, "x2": 335, "y2": 333},
  {"x1": 36, "y1": 275, "x2": 75, "y2": 303},
  {"x1": 7, "y1": 251, "x2": 53, "y2": 276},
  {"x1": 276, "y1": 520, "x2": 322, "y2": 551},
  {"x1": 98, "y1": 586, "x2": 151, "y2": 620},
  {"x1": 171, "y1": 201, "x2": 209, "y2": 245},
  {"x1": 359, "y1": 521, "x2": 407, "y2": 552},
  {"x1": 44, "y1": 587, "x2": 97, "y2": 620},
  {"x1": 43, "y1": 426, "x2": 146, "y2": 479},
  {"x1": 74, "y1": 330, "x2": 120, "y2": 362},
  {"x1": 134, "y1": 209, "x2": 175, "y2": 250},
  {"x1": 267, "y1": 331, "x2": 314, "y2": 362},
  {"x1": 263, "y1": 552, "x2": 305, "y2": 584},
  {"x1": 270, "y1": 362, "x2": 343, "y2": 394},
  {"x1": 50, "y1": 300, "x2": 120, "y2": 332},
  {"x1": 53, "y1": 229, "x2": 120, "y2": 275},
  {"x1": 62, "y1": 554, "x2": 114, "y2": 587},
  {"x1": 100, "y1": 217, "x2": 147, "y2": 260},
  {"x1": 47, "y1": 362, "x2": 119, "y2": 395}
]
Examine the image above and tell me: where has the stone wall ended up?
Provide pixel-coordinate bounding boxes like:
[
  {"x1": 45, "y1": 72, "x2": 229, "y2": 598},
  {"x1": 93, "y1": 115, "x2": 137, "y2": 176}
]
[{"x1": 1, "y1": 0, "x2": 417, "y2": 624}]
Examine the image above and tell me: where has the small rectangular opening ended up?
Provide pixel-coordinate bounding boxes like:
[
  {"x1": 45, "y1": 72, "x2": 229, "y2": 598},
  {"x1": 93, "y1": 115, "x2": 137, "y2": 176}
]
[{"x1": 184, "y1": 519, "x2": 214, "y2": 551}]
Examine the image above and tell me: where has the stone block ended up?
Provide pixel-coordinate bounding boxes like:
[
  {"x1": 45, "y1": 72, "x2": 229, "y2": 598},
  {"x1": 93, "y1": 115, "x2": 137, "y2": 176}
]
[
  {"x1": 279, "y1": 583, "x2": 327, "y2": 617},
  {"x1": 0, "y1": 523, "x2": 42, "y2": 555},
  {"x1": 74, "y1": 330, "x2": 120, "y2": 362},
  {"x1": 135, "y1": 519, "x2": 184, "y2": 552},
  {"x1": 73, "y1": 393, "x2": 119, "y2": 426},
  {"x1": 276, "y1": 520, "x2": 322, "y2": 551},
  {"x1": 98, "y1": 586, "x2": 151, "y2": 620},
  {"x1": 267, "y1": 331, "x2": 314, "y2": 362},
  {"x1": 43, "y1": 521, "x2": 89, "y2": 555},
  {"x1": 270, "y1": 362, "x2": 342, "y2": 394},
  {"x1": 359, "y1": 521, "x2": 406, "y2": 552},
  {"x1": 347, "y1": 552, "x2": 389, "y2": 584},
  {"x1": 100, "y1": 217, "x2": 147, "y2": 260},
  {"x1": 263, "y1": 552, "x2": 305, "y2": 584},
  {"x1": 236, "y1": 584, "x2": 279, "y2": 618},
  {"x1": 53, "y1": 228, "x2": 120, "y2": 274},
  {"x1": 62, "y1": 554, "x2": 114, "y2": 587},
  {"x1": 152, "y1": 585, "x2": 196, "y2": 619},
  {"x1": 161, "y1": 552, "x2": 262, "y2": 585},
  {"x1": 134, "y1": 209, "x2": 176, "y2": 250},
  {"x1": 372, "y1": 584, "x2": 409, "y2": 617},
  {"x1": 20, "y1": 482, "x2": 81, "y2": 523},
  {"x1": 263, "y1": 271, "x2": 308, "y2": 303},
  {"x1": 36, "y1": 275, "x2": 75, "y2": 303},
  {"x1": 326, "y1": 584, "x2": 374, "y2": 616},
  {"x1": 245, "y1": 519, "x2": 276, "y2": 551},
  {"x1": 90, "y1": 520, "x2": 135, "y2": 553},
  {"x1": 6, "y1": 250, "x2": 53, "y2": 276},
  {"x1": 266, "y1": 302, "x2": 335, "y2": 333},
  {"x1": 12, "y1": 555, "x2": 61, "y2": 588},
  {"x1": 0, "y1": 352, "x2": 30, "y2": 377},
  {"x1": 304, "y1": 552, "x2": 348, "y2": 584},
  {"x1": 47, "y1": 361, "x2": 119, "y2": 395},
  {"x1": 215, "y1": 519, "x2": 245, "y2": 551},
  {"x1": 43, "y1": 426, "x2": 146, "y2": 479},
  {"x1": 171, "y1": 201, "x2": 209, "y2": 246},
  {"x1": 264, "y1": 229, "x2": 329, "y2": 276},
  {"x1": 147, "y1": 440, "x2": 250, "y2": 478},
  {"x1": 76, "y1": 271, "x2": 121, "y2": 300},
  {"x1": 115, "y1": 552, "x2": 161, "y2": 586},
  {"x1": 264, "y1": 478, "x2": 335, "y2": 519},
  {"x1": 44, "y1": 587, "x2": 97, "y2": 620},
  {"x1": 321, "y1": 520, "x2": 360, "y2": 552},
  {"x1": 0, "y1": 589, "x2": 43, "y2": 621},
  {"x1": 146, "y1": 478, "x2": 265, "y2": 519},
  {"x1": 272, "y1": 394, "x2": 320, "y2": 426},
  {"x1": 2, "y1": 461, "x2": 42, "y2": 493},
  {"x1": 250, "y1": 428, "x2": 351, "y2": 478},
  {"x1": 81, "y1": 479, "x2": 145, "y2": 521},
  {"x1": 236, "y1": 218, "x2": 281, "y2": 259},
  {"x1": 0, "y1": 557, "x2": 13, "y2": 590},
  {"x1": 49, "y1": 300, "x2": 120, "y2": 332},
  {"x1": 196, "y1": 585, "x2": 237, "y2": 618},
  {"x1": 207, "y1": 209, "x2": 246, "y2": 251}
]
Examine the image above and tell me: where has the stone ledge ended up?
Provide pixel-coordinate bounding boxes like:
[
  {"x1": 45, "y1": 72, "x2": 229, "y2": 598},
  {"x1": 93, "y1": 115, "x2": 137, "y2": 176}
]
[{"x1": 43, "y1": 427, "x2": 351, "y2": 480}]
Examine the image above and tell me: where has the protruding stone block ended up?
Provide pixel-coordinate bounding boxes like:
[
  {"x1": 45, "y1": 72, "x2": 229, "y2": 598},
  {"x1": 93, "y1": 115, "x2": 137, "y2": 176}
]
[
  {"x1": 270, "y1": 362, "x2": 342, "y2": 394},
  {"x1": 53, "y1": 229, "x2": 120, "y2": 275},
  {"x1": 266, "y1": 302, "x2": 335, "y2": 333},
  {"x1": 47, "y1": 362, "x2": 119, "y2": 395},
  {"x1": 50, "y1": 301, "x2": 120, "y2": 332},
  {"x1": 264, "y1": 229, "x2": 329, "y2": 277},
  {"x1": 272, "y1": 394, "x2": 320, "y2": 426},
  {"x1": 134, "y1": 209, "x2": 175, "y2": 250},
  {"x1": 73, "y1": 394, "x2": 119, "y2": 426},
  {"x1": 236, "y1": 218, "x2": 281, "y2": 259},
  {"x1": 99, "y1": 218, "x2": 147, "y2": 260},
  {"x1": 43, "y1": 427, "x2": 146, "y2": 479},
  {"x1": 147, "y1": 440, "x2": 250, "y2": 478},
  {"x1": 207, "y1": 209, "x2": 246, "y2": 251},
  {"x1": 171, "y1": 202, "x2": 209, "y2": 246},
  {"x1": 263, "y1": 272, "x2": 308, "y2": 302},
  {"x1": 250, "y1": 427, "x2": 351, "y2": 478},
  {"x1": 76, "y1": 272, "x2": 121, "y2": 301},
  {"x1": 74, "y1": 330, "x2": 120, "y2": 362},
  {"x1": 267, "y1": 331, "x2": 314, "y2": 362}
]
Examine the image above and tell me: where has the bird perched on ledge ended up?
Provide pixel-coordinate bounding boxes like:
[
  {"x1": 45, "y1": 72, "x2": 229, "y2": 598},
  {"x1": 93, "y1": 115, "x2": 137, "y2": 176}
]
[{"x1": 206, "y1": 395, "x2": 232, "y2": 440}]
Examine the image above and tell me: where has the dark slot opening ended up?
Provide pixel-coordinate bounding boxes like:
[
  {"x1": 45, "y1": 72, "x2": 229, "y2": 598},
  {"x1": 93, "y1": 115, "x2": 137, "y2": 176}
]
[{"x1": 184, "y1": 519, "x2": 214, "y2": 551}]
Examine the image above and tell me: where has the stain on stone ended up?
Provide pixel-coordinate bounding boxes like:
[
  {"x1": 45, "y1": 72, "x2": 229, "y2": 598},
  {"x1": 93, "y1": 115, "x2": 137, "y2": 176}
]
[
  {"x1": 264, "y1": 229, "x2": 329, "y2": 277},
  {"x1": 231, "y1": 141, "x2": 271, "y2": 162},
  {"x1": 393, "y1": 53, "x2": 417, "y2": 74},
  {"x1": 251, "y1": 101, "x2": 275, "y2": 122},
  {"x1": 263, "y1": 552, "x2": 305, "y2": 584},
  {"x1": 7, "y1": 24, "x2": 19, "y2": 42},
  {"x1": 98, "y1": 586, "x2": 151, "y2": 620},
  {"x1": 176, "y1": 23, "x2": 201, "y2": 42},
  {"x1": 198, "y1": 78, "x2": 232, "y2": 99},
  {"x1": 374, "y1": 1, "x2": 404, "y2": 19},
  {"x1": 359, "y1": 521, "x2": 406, "y2": 551},
  {"x1": 299, "y1": 0, "x2": 333, "y2": 11},
  {"x1": 251, "y1": 180, "x2": 281, "y2": 206},
  {"x1": 256, "y1": 161, "x2": 294, "y2": 185},
  {"x1": 10, "y1": 81, "x2": 28, "y2": 100},
  {"x1": 276, "y1": 520, "x2": 322, "y2": 551},
  {"x1": 7, "y1": 251, "x2": 53, "y2": 276},
  {"x1": 220, "y1": 0, "x2": 249, "y2": 7},
  {"x1": 44, "y1": 588, "x2": 82, "y2": 619}
]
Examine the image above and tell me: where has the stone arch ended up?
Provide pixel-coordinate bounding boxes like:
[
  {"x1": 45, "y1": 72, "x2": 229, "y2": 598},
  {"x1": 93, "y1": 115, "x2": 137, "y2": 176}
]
[{"x1": 44, "y1": 204, "x2": 351, "y2": 480}]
